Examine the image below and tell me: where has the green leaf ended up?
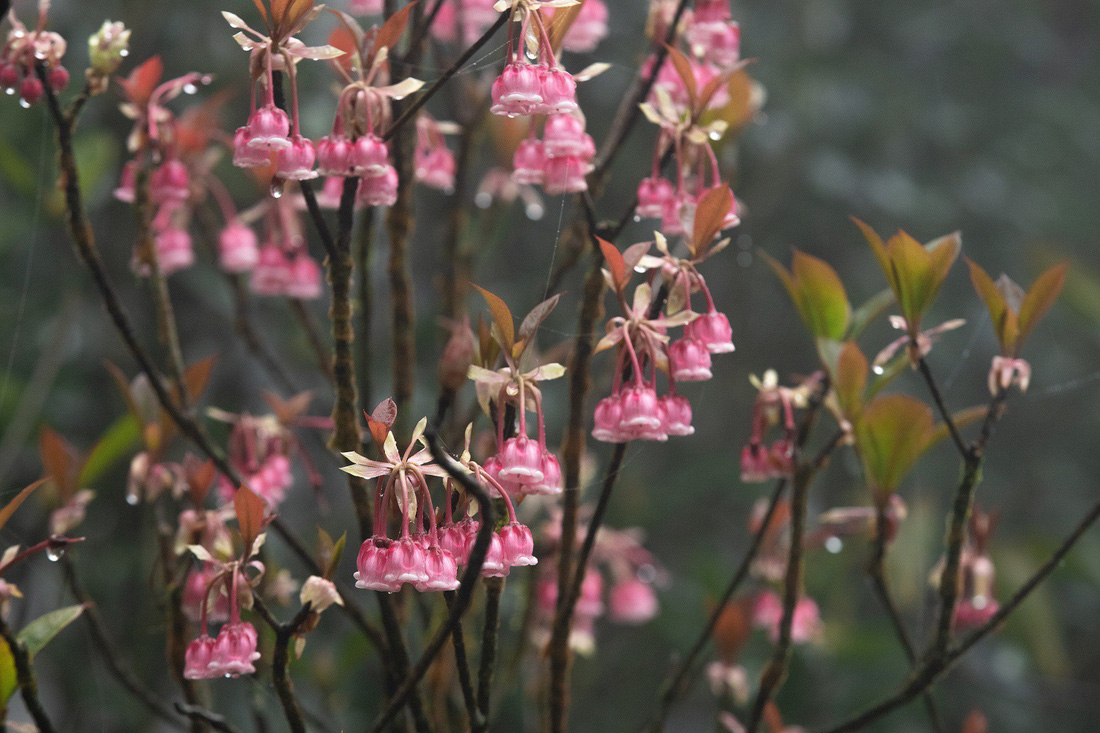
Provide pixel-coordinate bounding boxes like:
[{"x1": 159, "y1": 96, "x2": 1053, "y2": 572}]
[
  {"x1": 1017, "y1": 263, "x2": 1067, "y2": 343},
  {"x1": 835, "y1": 342, "x2": 868, "y2": 420},
  {"x1": 78, "y1": 414, "x2": 141, "y2": 487},
  {"x1": 966, "y1": 258, "x2": 1016, "y2": 351},
  {"x1": 18, "y1": 605, "x2": 85, "y2": 657},
  {"x1": 763, "y1": 250, "x2": 851, "y2": 341},
  {"x1": 856, "y1": 395, "x2": 935, "y2": 492},
  {"x1": 0, "y1": 638, "x2": 15, "y2": 707},
  {"x1": 847, "y1": 288, "x2": 895, "y2": 340}
]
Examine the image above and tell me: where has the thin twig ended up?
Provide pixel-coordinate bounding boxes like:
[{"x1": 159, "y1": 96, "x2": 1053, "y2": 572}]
[
  {"x1": 648, "y1": 477, "x2": 787, "y2": 732},
  {"x1": 866, "y1": 508, "x2": 944, "y2": 733},
  {"x1": 289, "y1": 298, "x2": 336, "y2": 385},
  {"x1": 915, "y1": 355, "x2": 966, "y2": 457},
  {"x1": 61, "y1": 556, "x2": 184, "y2": 728},
  {"x1": 746, "y1": 462, "x2": 812, "y2": 732},
  {"x1": 382, "y1": 12, "x2": 510, "y2": 142},
  {"x1": 253, "y1": 598, "x2": 313, "y2": 733},
  {"x1": 548, "y1": 227, "x2": 607, "y2": 733},
  {"x1": 174, "y1": 703, "x2": 240, "y2": 733}
]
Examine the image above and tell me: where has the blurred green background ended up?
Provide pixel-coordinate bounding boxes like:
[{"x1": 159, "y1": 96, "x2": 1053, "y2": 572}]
[{"x1": 2, "y1": 0, "x2": 1100, "y2": 730}]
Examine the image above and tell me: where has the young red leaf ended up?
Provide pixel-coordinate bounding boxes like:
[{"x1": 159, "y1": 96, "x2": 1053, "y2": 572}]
[
  {"x1": 186, "y1": 459, "x2": 217, "y2": 508},
  {"x1": 38, "y1": 427, "x2": 75, "y2": 499},
  {"x1": 119, "y1": 56, "x2": 164, "y2": 107},
  {"x1": 0, "y1": 479, "x2": 46, "y2": 535},
  {"x1": 598, "y1": 238, "x2": 628, "y2": 293},
  {"x1": 666, "y1": 45, "x2": 697, "y2": 110},
  {"x1": 1017, "y1": 262, "x2": 1067, "y2": 343},
  {"x1": 518, "y1": 294, "x2": 562, "y2": 344},
  {"x1": 375, "y1": 0, "x2": 417, "y2": 55},
  {"x1": 181, "y1": 356, "x2": 217, "y2": 406},
  {"x1": 472, "y1": 284, "x2": 515, "y2": 352},
  {"x1": 234, "y1": 484, "x2": 266, "y2": 552},
  {"x1": 692, "y1": 185, "x2": 733, "y2": 257}
]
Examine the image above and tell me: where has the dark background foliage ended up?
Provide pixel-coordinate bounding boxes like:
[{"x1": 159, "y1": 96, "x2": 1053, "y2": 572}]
[{"x1": 1, "y1": 0, "x2": 1100, "y2": 730}]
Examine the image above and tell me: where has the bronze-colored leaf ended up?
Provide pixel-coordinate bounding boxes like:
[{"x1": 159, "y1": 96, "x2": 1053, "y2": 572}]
[
  {"x1": 666, "y1": 45, "x2": 697, "y2": 110},
  {"x1": 472, "y1": 284, "x2": 515, "y2": 352},
  {"x1": 0, "y1": 479, "x2": 46, "y2": 535},
  {"x1": 691, "y1": 185, "x2": 733, "y2": 258},
  {"x1": 38, "y1": 427, "x2": 75, "y2": 500},
  {"x1": 375, "y1": 0, "x2": 417, "y2": 54},
  {"x1": 234, "y1": 484, "x2": 266, "y2": 552},
  {"x1": 597, "y1": 238, "x2": 627, "y2": 292},
  {"x1": 181, "y1": 356, "x2": 217, "y2": 406},
  {"x1": 518, "y1": 294, "x2": 562, "y2": 345}
]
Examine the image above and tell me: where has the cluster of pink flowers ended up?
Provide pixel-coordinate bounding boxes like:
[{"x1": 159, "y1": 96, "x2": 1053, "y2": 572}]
[
  {"x1": 414, "y1": 113, "x2": 457, "y2": 192},
  {"x1": 481, "y1": 377, "x2": 563, "y2": 499},
  {"x1": 249, "y1": 197, "x2": 324, "y2": 299},
  {"x1": 184, "y1": 565, "x2": 262, "y2": 679},
  {"x1": 0, "y1": 1, "x2": 68, "y2": 107},
  {"x1": 635, "y1": 0, "x2": 746, "y2": 237},
  {"x1": 593, "y1": 230, "x2": 737, "y2": 443},
  {"x1": 532, "y1": 510, "x2": 662, "y2": 655},
  {"x1": 342, "y1": 417, "x2": 539, "y2": 593},
  {"x1": 739, "y1": 371, "x2": 818, "y2": 483},
  {"x1": 491, "y1": 2, "x2": 596, "y2": 195},
  {"x1": 210, "y1": 395, "x2": 328, "y2": 507}
]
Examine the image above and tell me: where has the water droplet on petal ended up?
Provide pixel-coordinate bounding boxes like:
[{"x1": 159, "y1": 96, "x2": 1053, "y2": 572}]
[
  {"x1": 633, "y1": 214, "x2": 642, "y2": 222},
  {"x1": 270, "y1": 181, "x2": 284, "y2": 198},
  {"x1": 709, "y1": 131, "x2": 721, "y2": 141},
  {"x1": 46, "y1": 546, "x2": 65, "y2": 561},
  {"x1": 825, "y1": 536, "x2": 843, "y2": 554},
  {"x1": 125, "y1": 493, "x2": 140, "y2": 505},
  {"x1": 183, "y1": 83, "x2": 197, "y2": 95},
  {"x1": 525, "y1": 203, "x2": 544, "y2": 220},
  {"x1": 119, "y1": 49, "x2": 129, "y2": 57},
  {"x1": 872, "y1": 365, "x2": 885, "y2": 375},
  {"x1": 5, "y1": 88, "x2": 15, "y2": 96},
  {"x1": 474, "y1": 192, "x2": 492, "y2": 209},
  {"x1": 19, "y1": 98, "x2": 31, "y2": 109}
]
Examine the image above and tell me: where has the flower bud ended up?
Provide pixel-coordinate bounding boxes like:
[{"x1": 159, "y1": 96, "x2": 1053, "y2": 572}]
[
  {"x1": 88, "y1": 21, "x2": 131, "y2": 77},
  {"x1": 299, "y1": 576, "x2": 343, "y2": 613}
]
